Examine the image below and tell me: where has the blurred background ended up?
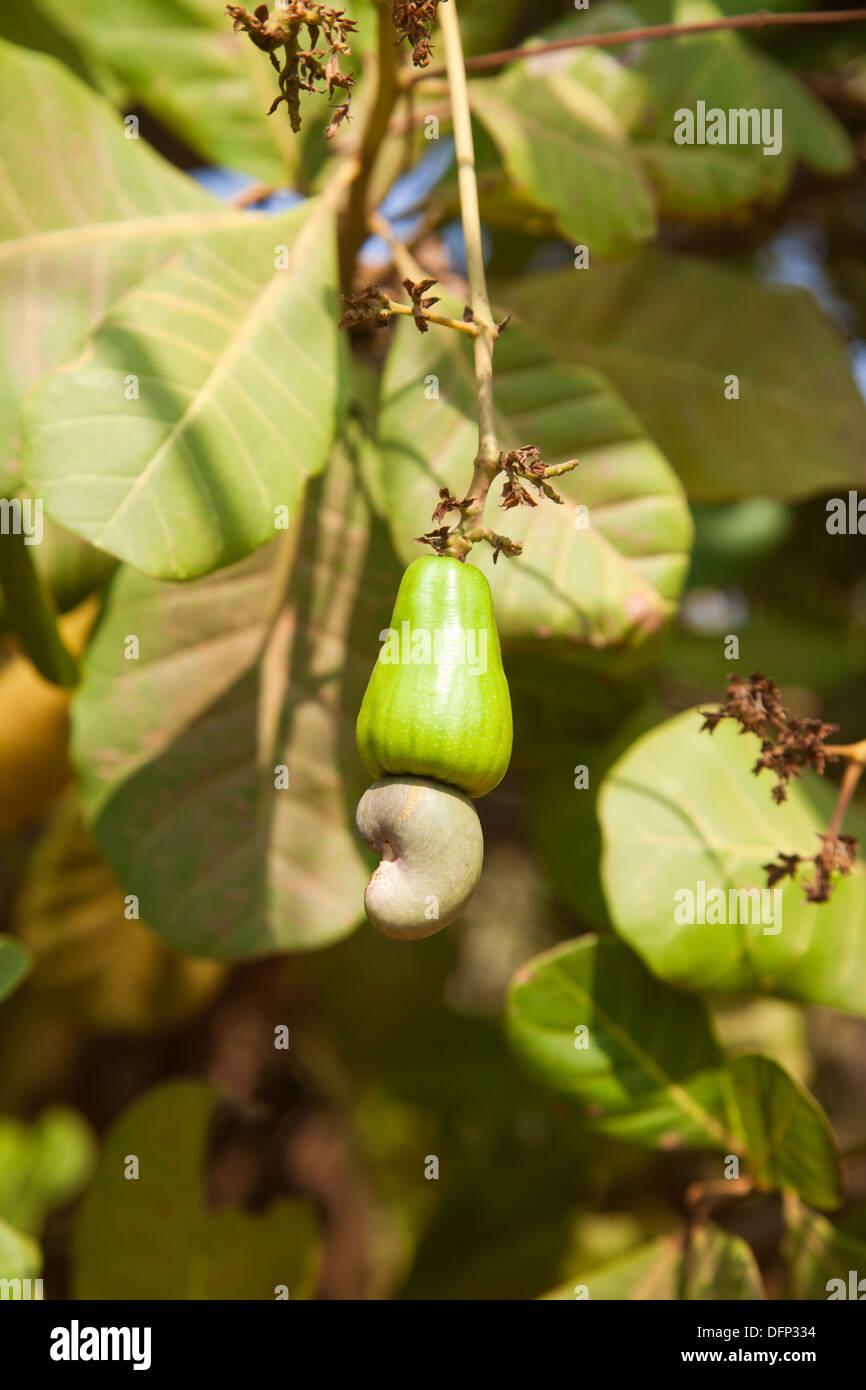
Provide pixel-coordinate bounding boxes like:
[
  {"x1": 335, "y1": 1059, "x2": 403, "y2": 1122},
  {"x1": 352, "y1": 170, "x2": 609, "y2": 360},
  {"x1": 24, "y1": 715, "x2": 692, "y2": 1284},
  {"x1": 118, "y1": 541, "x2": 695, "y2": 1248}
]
[{"x1": 1, "y1": 0, "x2": 866, "y2": 1299}]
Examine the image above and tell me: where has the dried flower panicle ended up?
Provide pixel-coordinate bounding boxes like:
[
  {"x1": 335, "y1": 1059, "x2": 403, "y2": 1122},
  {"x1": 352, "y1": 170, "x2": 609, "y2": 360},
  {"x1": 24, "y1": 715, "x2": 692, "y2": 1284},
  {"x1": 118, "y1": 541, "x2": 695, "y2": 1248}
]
[
  {"x1": 227, "y1": 2, "x2": 357, "y2": 136},
  {"x1": 700, "y1": 673, "x2": 837, "y2": 804},
  {"x1": 803, "y1": 832, "x2": 858, "y2": 903},
  {"x1": 403, "y1": 277, "x2": 439, "y2": 334},
  {"x1": 391, "y1": 0, "x2": 445, "y2": 68},
  {"x1": 703, "y1": 672, "x2": 857, "y2": 903},
  {"x1": 500, "y1": 446, "x2": 578, "y2": 510},
  {"x1": 338, "y1": 283, "x2": 391, "y2": 331}
]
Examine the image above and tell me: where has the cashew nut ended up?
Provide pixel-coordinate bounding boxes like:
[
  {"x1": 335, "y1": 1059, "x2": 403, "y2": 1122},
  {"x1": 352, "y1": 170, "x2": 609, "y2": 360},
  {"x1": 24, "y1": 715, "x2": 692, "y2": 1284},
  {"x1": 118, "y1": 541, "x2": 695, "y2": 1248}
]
[{"x1": 355, "y1": 775, "x2": 484, "y2": 939}]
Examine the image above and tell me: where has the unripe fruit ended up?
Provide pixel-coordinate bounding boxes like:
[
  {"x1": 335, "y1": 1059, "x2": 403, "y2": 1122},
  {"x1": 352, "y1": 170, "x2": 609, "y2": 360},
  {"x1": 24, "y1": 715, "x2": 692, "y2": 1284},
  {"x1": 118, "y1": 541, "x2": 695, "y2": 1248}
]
[
  {"x1": 356, "y1": 776, "x2": 484, "y2": 939},
  {"x1": 356, "y1": 556, "x2": 512, "y2": 798}
]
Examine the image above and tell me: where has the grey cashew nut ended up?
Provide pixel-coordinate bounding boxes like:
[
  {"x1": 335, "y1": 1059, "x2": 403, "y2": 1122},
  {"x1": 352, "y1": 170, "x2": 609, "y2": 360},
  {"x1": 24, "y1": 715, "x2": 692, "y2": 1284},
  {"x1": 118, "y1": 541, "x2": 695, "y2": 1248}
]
[{"x1": 356, "y1": 775, "x2": 484, "y2": 940}]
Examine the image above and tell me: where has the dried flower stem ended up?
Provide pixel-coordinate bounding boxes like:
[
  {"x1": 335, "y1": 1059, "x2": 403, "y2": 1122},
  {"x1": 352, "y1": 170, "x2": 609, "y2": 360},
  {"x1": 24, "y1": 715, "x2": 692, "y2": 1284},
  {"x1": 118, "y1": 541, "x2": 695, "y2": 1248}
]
[
  {"x1": 827, "y1": 759, "x2": 865, "y2": 841},
  {"x1": 439, "y1": 0, "x2": 501, "y2": 559},
  {"x1": 386, "y1": 299, "x2": 478, "y2": 335}
]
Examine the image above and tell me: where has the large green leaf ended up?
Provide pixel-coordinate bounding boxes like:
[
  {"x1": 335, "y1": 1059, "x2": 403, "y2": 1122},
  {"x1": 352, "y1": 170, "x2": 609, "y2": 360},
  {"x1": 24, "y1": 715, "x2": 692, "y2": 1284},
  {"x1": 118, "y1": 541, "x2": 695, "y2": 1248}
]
[
  {"x1": 30, "y1": 0, "x2": 300, "y2": 183},
  {"x1": 783, "y1": 1199, "x2": 866, "y2": 1299},
  {"x1": 469, "y1": 59, "x2": 655, "y2": 257},
  {"x1": 633, "y1": 0, "x2": 853, "y2": 218},
  {"x1": 506, "y1": 936, "x2": 733, "y2": 1150},
  {"x1": 22, "y1": 199, "x2": 347, "y2": 579},
  {"x1": 72, "y1": 435, "x2": 400, "y2": 958},
  {"x1": 503, "y1": 256, "x2": 866, "y2": 501},
  {"x1": 378, "y1": 316, "x2": 692, "y2": 653},
  {"x1": 0, "y1": 38, "x2": 249, "y2": 492},
  {"x1": 542, "y1": 1224, "x2": 765, "y2": 1300},
  {"x1": 725, "y1": 1055, "x2": 842, "y2": 1211},
  {"x1": 599, "y1": 709, "x2": 866, "y2": 1013},
  {"x1": 73, "y1": 1081, "x2": 320, "y2": 1298},
  {"x1": 0, "y1": 1106, "x2": 95, "y2": 1235},
  {"x1": 0, "y1": 936, "x2": 31, "y2": 1003}
]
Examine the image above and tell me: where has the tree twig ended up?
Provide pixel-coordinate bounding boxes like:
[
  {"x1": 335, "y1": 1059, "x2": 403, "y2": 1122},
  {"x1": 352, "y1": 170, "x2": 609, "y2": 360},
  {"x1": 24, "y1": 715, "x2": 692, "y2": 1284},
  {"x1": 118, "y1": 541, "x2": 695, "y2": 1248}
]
[
  {"x1": 439, "y1": 0, "x2": 501, "y2": 559},
  {"x1": 412, "y1": 7, "x2": 866, "y2": 82}
]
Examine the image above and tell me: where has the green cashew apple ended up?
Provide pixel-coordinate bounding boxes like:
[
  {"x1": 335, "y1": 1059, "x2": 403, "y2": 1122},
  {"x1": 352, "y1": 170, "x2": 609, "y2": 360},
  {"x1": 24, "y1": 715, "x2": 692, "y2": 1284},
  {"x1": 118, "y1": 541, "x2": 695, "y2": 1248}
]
[{"x1": 356, "y1": 556, "x2": 512, "y2": 798}]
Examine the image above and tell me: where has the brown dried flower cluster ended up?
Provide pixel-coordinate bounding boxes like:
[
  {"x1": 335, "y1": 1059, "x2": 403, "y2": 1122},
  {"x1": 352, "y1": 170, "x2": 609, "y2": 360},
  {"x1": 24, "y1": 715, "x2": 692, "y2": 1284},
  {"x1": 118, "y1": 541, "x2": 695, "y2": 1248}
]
[
  {"x1": 391, "y1": 0, "x2": 445, "y2": 67},
  {"x1": 500, "y1": 446, "x2": 577, "y2": 511},
  {"x1": 227, "y1": 2, "x2": 356, "y2": 136},
  {"x1": 700, "y1": 673, "x2": 837, "y2": 805},
  {"x1": 414, "y1": 448, "x2": 579, "y2": 561},
  {"x1": 701, "y1": 672, "x2": 858, "y2": 903},
  {"x1": 763, "y1": 834, "x2": 858, "y2": 904}
]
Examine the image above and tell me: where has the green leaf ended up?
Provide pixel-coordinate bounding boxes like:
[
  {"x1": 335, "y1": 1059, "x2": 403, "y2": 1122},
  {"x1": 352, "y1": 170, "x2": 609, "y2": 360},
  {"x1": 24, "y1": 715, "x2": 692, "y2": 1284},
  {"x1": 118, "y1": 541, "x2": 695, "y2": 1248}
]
[
  {"x1": 13, "y1": 793, "x2": 225, "y2": 1032},
  {"x1": 72, "y1": 434, "x2": 401, "y2": 958},
  {"x1": 0, "y1": 37, "x2": 249, "y2": 492},
  {"x1": 542, "y1": 1224, "x2": 765, "y2": 1300},
  {"x1": 378, "y1": 316, "x2": 692, "y2": 652},
  {"x1": 632, "y1": 0, "x2": 853, "y2": 218},
  {"x1": 0, "y1": 1219, "x2": 42, "y2": 1281},
  {"x1": 783, "y1": 1199, "x2": 866, "y2": 1299},
  {"x1": 506, "y1": 936, "x2": 732, "y2": 1150},
  {"x1": 469, "y1": 63, "x2": 655, "y2": 258},
  {"x1": 0, "y1": 1106, "x2": 96, "y2": 1235},
  {"x1": 30, "y1": 0, "x2": 301, "y2": 183},
  {"x1": 0, "y1": 0, "x2": 121, "y2": 94},
  {"x1": 502, "y1": 255, "x2": 866, "y2": 501},
  {"x1": 0, "y1": 936, "x2": 31, "y2": 1003},
  {"x1": 22, "y1": 198, "x2": 347, "y2": 579},
  {"x1": 73, "y1": 1080, "x2": 320, "y2": 1298},
  {"x1": 725, "y1": 1055, "x2": 842, "y2": 1210},
  {"x1": 599, "y1": 709, "x2": 866, "y2": 1014}
]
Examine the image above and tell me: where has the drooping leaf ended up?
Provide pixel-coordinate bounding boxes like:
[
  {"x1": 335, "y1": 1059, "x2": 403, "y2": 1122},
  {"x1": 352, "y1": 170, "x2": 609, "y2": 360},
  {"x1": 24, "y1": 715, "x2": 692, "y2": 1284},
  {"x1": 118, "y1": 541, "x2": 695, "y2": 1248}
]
[
  {"x1": 506, "y1": 935, "x2": 733, "y2": 1150},
  {"x1": 13, "y1": 793, "x2": 226, "y2": 1032},
  {"x1": 470, "y1": 61, "x2": 655, "y2": 258},
  {"x1": 725, "y1": 1054, "x2": 842, "y2": 1211},
  {"x1": 503, "y1": 256, "x2": 866, "y2": 501},
  {"x1": 0, "y1": 936, "x2": 31, "y2": 1003},
  {"x1": 599, "y1": 709, "x2": 866, "y2": 1014},
  {"x1": 542, "y1": 1223, "x2": 765, "y2": 1300},
  {"x1": 0, "y1": 37, "x2": 250, "y2": 491},
  {"x1": 73, "y1": 1080, "x2": 320, "y2": 1298},
  {"x1": 23, "y1": 198, "x2": 347, "y2": 579},
  {"x1": 0, "y1": 1105, "x2": 95, "y2": 1235},
  {"x1": 378, "y1": 316, "x2": 692, "y2": 653},
  {"x1": 72, "y1": 434, "x2": 400, "y2": 958}
]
